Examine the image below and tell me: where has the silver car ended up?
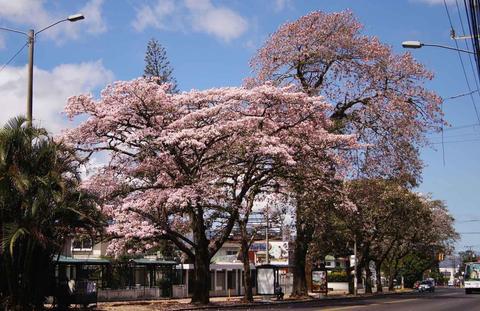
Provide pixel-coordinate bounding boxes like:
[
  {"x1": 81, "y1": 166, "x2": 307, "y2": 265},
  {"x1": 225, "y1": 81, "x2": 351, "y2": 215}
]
[{"x1": 418, "y1": 280, "x2": 435, "y2": 293}]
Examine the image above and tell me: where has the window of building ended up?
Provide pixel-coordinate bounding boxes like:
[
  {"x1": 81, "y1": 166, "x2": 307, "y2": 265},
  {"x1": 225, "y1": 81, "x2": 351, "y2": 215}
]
[
  {"x1": 72, "y1": 237, "x2": 93, "y2": 251},
  {"x1": 216, "y1": 271, "x2": 226, "y2": 290},
  {"x1": 227, "y1": 270, "x2": 236, "y2": 289},
  {"x1": 210, "y1": 271, "x2": 214, "y2": 291},
  {"x1": 226, "y1": 250, "x2": 237, "y2": 256}
]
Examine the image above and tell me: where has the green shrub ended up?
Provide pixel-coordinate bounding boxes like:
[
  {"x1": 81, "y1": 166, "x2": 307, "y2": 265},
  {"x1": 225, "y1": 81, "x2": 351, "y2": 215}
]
[{"x1": 328, "y1": 271, "x2": 348, "y2": 282}]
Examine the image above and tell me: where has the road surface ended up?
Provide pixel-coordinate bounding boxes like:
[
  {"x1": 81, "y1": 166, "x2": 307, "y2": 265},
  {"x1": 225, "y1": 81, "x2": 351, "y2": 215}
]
[{"x1": 240, "y1": 287, "x2": 480, "y2": 311}]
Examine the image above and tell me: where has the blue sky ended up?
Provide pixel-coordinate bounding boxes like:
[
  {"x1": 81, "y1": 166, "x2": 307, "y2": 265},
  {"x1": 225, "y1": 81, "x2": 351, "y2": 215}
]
[{"x1": 0, "y1": 0, "x2": 479, "y2": 252}]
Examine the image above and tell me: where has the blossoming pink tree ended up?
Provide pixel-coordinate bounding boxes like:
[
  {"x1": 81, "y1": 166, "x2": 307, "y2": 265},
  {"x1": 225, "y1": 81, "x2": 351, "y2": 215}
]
[
  {"x1": 62, "y1": 78, "x2": 356, "y2": 304},
  {"x1": 249, "y1": 10, "x2": 444, "y2": 296}
]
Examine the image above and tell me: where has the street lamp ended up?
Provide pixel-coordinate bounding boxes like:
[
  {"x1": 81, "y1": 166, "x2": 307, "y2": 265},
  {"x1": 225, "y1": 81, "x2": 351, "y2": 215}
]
[
  {"x1": 401, "y1": 40, "x2": 475, "y2": 55},
  {"x1": 0, "y1": 14, "x2": 85, "y2": 126}
]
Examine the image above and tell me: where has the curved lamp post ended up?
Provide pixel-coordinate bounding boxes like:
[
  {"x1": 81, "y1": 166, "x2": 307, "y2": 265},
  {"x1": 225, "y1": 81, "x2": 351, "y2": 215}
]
[
  {"x1": 402, "y1": 40, "x2": 475, "y2": 55},
  {"x1": 0, "y1": 14, "x2": 85, "y2": 126}
]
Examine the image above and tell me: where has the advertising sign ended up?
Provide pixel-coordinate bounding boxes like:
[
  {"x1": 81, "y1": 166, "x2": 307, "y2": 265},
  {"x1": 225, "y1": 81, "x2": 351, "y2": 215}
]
[
  {"x1": 466, "y1": 263, "x2": 480, "y2": 281},
  {"x1": 311, "y1": 270, "x2": 327, "y2": 293},
  {"x1": 257, "y1": 268, "x2": 275, "y2": 295}
]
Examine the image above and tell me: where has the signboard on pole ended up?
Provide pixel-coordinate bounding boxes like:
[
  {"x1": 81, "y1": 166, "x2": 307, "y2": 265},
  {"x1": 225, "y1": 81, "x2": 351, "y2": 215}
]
[
  {"x1": 311, "y1": 269, "x2": 328, "y2": 294},
  {"x1": 257, "y1": 268, "x2": 275, "y2": 295}
]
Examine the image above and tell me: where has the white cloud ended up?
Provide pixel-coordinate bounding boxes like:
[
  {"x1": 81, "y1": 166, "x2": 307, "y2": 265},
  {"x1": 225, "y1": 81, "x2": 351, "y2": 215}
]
[
  {"x1": 0, "y1": 60, "x2": 114, "y2": 133},
  {"x1": 273, "y1": 0, "x2": 293, "y2": 12},
  {"x1": 80, "y1": 0, "x2": 108, "y2": 35},
  {"x1": 186, "y1": 0, "x2": 248, "y2": 41},
  {"x1": 0, "y1": 0, "x2": 52, "y2": 29},
  {"x1": 132, "y1": 0, "x2": 176, "y2": 31},
  {"x1": 411, "y1": 0, "x2": 456, "y2": 5},
  {"x1": 132, "y1": 0, "x2": 248, "y2": 42},
  {"x1": 0, "y1": 0, "x2": 107, "y2": 44}
]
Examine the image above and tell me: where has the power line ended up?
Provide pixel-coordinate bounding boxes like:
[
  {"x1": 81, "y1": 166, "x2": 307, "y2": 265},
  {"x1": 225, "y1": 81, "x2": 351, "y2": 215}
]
[
  {"x1": 443, "y1": 89, "x2": 479, "y2": 100},
  {"x1": 431, "y1": 137, "x2": 480, "y2": 144},
  {"x1": 444, "y1": 0, "x2": 480, "y2": 123},
  {"x1": 0, "y1": 42, "x2": 27, "y2": 73},
  {"x1": 464, "y1": 0, "x2": 480, "y2": 83},
  {"x1": 455, "y1": 0, "x2": 480, "y2": 97},
  {"x1": 458, "y1": 219, "x2": 480, "y2": 223},
  {"x1": 431, "y1": 132, "x2": 480, "y2": 139},
  {"x1": 443, "y1": 122, "x2": 480, "y2": 131}
]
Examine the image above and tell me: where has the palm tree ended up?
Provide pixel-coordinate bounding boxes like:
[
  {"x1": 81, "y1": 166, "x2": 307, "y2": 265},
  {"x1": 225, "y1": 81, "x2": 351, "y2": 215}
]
[{"x1": 0, "y1": 117, "x2": 103, "y2": 310}]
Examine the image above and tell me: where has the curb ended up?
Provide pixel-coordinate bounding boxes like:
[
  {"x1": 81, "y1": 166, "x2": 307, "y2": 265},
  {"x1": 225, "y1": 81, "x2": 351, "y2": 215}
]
[{"x1": 174, "y1": 290, "x2": 414, "y2": 310}]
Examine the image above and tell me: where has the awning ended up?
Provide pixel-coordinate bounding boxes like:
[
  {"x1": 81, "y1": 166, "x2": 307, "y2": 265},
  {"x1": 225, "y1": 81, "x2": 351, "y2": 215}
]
[
  {"x1": 129, "y1": 258, "x2": 177, "y2": 266},
  {"x1": 55, "y1": 255, "x2": 110, "y2": 265}
]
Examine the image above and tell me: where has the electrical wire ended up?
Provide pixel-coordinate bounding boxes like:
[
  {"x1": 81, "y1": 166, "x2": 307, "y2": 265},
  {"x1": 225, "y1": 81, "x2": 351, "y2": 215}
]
[
  {"x1": 455, "y1": 0, "x2": 480, "y2": 97},
  {"x1": 431, "y1": 137, "x2": 480, "y2": 144},
  {"x1": 464, "y1": 0, "x2": 480, "y2": 91},
  {"x1": 0, "y1": 42, "x2": 27, "y2": 73},
  {"x1": 444, "y1": 0, "x2": 480, "y2": 124},
  {"x1": 443, "y1": 89, "x2": 479, "y2": 100},
  {"x1": 431, "y1": 131, "x2": 480, "y2": 139},
  {"x1": 444, "y1": 122, "x2": 480, "y2": 130}
]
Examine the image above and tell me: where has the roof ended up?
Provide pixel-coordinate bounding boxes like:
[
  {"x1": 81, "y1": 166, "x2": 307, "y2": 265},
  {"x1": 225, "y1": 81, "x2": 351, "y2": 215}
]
[
  {"x1": 256, "y1": 263, "x2": 291, "y2": 269},
  {"x1": 130, "y1": 258, "x2": 177, "y2": 265},
  {"x1": 211, "y1": 254, "x2": 239, "y2": 263},
  {"x1": 55, "y1": 255, "x2": 110, "y2": 265},
  {"x1": 439, "y1": 256, "x2": 462, "y2": 269}
]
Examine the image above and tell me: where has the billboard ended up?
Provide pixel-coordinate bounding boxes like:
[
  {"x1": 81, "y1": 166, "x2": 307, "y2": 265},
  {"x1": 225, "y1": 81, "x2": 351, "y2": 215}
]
[
  {"x1": 466, "y1": 263, "x2": 480, "y2": 281},
  {"x1": 311, "y1": 270, "x2": 327, "y2": 293},
  {"x1": 251, "y1": 241, "x2": 289, "y2": 264},
  {"x1": 257, "y1": 268, "x2": 275, "y2": 295}
]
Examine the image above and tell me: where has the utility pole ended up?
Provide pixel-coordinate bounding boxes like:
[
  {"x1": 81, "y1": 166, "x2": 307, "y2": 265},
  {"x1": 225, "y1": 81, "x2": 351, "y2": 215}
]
[
  {"x1": 0, "y1": 14, "x2": 84, "y2": 126},
  {"x1": 354, "y1": 235, "x2": 357, "y2": 296},
  {"x1": 27, "y1": 29, "x2": 34, "y2": 126},
  {"x1": 266, "y1": 212, "x2": 270, "y2": 264}
]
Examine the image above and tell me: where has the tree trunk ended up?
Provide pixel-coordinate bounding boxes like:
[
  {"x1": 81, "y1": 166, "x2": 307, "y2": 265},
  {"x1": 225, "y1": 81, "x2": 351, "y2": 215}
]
[
  {"x1": 356, "y1": 260, "x2": 363, "y2": 290},
  {"x1": 238, "y1": 219, "x2": 253, "y2": 302},
  {"x1": 240, "y1": 238, "x2": 253, "y2": 302},
  {"x1": 365, "y1": 260, "x2": 373, "y2": 294},
  {"x1": 345, "y1": 258, "x2": 354, "y2": 295},
  {"x1": 388, "y1": 259, "x2": 399, "y2": 291},
  {"x1": 191, "y1": 247, "x2": 210, "y2": 304},
  {"x1": 190, "y1": 209, "x2": 211, "y2": 305},
  {"x1": 388, "y1": 272, "x2": 395, "y2": 291},
  {"x1": 375, "y1": 261, "x2": 382, "y2": 293},
  {"x1": 292, "y1": 226, "x2": 310, "y2": 297}
]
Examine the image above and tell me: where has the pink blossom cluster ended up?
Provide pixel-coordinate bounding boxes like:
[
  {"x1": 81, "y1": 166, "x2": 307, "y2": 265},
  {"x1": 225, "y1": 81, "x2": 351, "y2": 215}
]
[
  {"x1": 250, "y1": 10, "x2": 443, "y2": 180},
  {"x1": 62, "y1": 78, "x2": 358, "y2": 256}
]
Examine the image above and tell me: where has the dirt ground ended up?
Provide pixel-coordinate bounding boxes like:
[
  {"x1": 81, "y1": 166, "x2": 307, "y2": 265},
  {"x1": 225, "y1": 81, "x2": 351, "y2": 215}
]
[{"x1": 80, "y1": 296, "x2": 277, "y2": 311}]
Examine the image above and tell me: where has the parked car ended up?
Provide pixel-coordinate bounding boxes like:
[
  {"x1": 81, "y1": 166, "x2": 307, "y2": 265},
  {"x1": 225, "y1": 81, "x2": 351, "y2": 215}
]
[
  {"x1": 448, "y1": 280, "x2": 454, "y2": 287},
  {"x1": 418, "y1": 280, "x2": 435, "y2": 292}
]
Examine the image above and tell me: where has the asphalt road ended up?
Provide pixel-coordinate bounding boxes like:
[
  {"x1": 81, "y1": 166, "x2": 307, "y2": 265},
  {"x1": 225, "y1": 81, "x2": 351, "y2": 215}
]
[{"x1": 239, "y1": 287, "x2": 480, "y2": 311}]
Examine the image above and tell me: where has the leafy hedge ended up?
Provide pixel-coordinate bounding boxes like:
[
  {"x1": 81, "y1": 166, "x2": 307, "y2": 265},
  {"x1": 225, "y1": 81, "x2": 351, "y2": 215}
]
[{"x1": 328, "y1": 271, "x2": 349, "y2": 282}]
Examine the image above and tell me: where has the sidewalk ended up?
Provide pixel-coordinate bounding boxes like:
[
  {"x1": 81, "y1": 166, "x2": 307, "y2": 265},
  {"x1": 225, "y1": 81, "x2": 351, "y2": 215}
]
[{"x1": 96, "y1": 289, "x2": 412, "y2": 311}]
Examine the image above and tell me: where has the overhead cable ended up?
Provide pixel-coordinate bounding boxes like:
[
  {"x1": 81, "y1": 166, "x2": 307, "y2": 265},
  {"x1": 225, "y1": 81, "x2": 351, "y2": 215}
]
[
  {"x1": 444, "y1": 0, "x2": 480, "y2": 123},
  {"x1": 0, "y1": 42, "x2": 27, "y2": 73}
]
